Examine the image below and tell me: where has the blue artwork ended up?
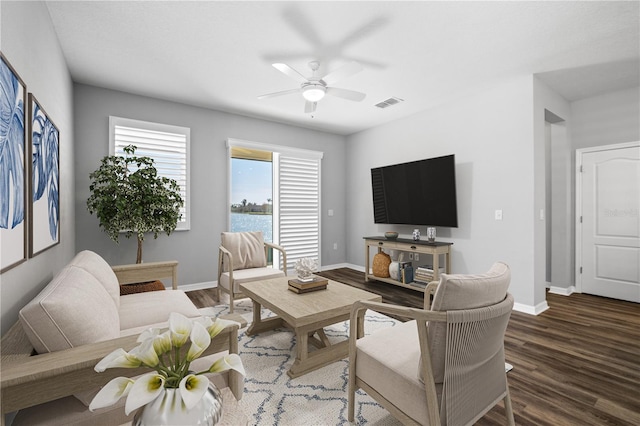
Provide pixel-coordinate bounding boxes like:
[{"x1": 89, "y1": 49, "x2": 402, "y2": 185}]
[
  {"x1": 0, "y1": 54, "x2": 27, "y2": 272},
  {"x1": 29, "y1": 94, "x2": 59, "y2": 256}
]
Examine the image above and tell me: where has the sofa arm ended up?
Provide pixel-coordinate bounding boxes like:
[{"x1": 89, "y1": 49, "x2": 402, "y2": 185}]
[
  {"x1": 0, "y1": 321, "x2": 239, "y2": 415},
  {"x1": 112, "y1": 260, "x2": 179, "y2": 289}
]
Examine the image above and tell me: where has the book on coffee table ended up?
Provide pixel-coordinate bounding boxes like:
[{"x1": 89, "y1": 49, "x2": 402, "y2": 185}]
[
  {"x1": 287, "y1": 284, "x2": 327, "y2": 294},
  {"x1": 288, "y1": 277, "x2": 328, "y2": 290}
]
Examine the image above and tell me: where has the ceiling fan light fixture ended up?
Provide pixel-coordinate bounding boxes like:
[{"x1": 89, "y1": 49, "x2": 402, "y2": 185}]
[{"x1": 302, "y1": 85, "x2": 326, "y2": 102}]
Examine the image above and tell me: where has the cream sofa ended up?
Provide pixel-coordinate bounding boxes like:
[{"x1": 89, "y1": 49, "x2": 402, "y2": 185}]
[{"x1": 1, "y1": 250, "x2": 242, "y2": 426}]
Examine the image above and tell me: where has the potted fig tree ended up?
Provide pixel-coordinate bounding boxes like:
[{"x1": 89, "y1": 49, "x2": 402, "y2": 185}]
[{"x1": 87, "y1": 145, "x2": 183, "y2": 263}]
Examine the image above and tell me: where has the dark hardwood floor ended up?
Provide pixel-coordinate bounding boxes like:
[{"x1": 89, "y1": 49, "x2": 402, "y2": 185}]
[{"x1": 187, "y1": 268, "x2": 640, "y2": 426}]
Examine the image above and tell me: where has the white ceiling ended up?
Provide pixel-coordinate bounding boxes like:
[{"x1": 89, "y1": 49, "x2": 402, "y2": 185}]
[{"x1": 45, "y1": 1, "x2": 640, "y2": 135}]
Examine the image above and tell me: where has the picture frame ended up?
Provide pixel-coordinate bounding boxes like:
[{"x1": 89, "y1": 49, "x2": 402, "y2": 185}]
[
  {"x1": 0, "y1": 53, "x2": 28, "y2": 273},
  {"x1": 28, "y1": 93, "x2": 60, "y2": 257}
]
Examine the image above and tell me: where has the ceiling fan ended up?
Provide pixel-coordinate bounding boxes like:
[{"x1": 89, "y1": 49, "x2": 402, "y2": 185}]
[{"x1": 258, "y1": 60, "x2": 366, "y2": 113}]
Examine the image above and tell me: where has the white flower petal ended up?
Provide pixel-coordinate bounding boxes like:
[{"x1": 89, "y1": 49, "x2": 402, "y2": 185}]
[
  {"x1": 137, "y1": 327, "x2": 161, "y2": 343},
  {"x1": 89, "y1": 377, "x2": 134, "y2": 411},
  {"x1": 169, "y1": 312, "x2": 192, "y2": 347},
  {"x1": 187, "y1": 322, "x2": 211, "y2": 361},
  {"x1": 94, "y1": 348, "x2": 141, "y2": 372},
  {"x1": 207, "y1": 318, "x2": 235, "y2": 338},
  {"x1": 208, "y1": 354, "x2": 246, "y2": 377},
  {"x1": 124, "y1": 373, "x2": 165, "y2": 415},
  {"x1": 129, "y1": 339, "x2": 160, "y2": 367},
  {"x1": 179, "y1": 374, "x2": 209, "y2": 410}
]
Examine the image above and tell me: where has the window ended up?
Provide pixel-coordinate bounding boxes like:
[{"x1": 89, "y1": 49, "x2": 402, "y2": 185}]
[
  {"x1": 227, "y1": 139, "x2": 322, "y2": 272},
  {"x1": 109, "y1": 116, "x2": 190, "y2": 230}
]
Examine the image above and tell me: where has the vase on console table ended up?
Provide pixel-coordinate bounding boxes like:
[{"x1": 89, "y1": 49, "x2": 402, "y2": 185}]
[{"x1": 133, "y1": 383, "x2": 223, "y2": 426}]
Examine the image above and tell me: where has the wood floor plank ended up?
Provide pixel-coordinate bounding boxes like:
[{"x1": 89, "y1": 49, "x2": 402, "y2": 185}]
[{"x1": 187, "y1": 267, "x2": 640, "y2": 426}]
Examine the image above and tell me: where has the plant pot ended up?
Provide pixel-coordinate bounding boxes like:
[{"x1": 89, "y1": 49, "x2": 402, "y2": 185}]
[{"x1": 133, "y1": 384, "x2": 223, "y2": 426}]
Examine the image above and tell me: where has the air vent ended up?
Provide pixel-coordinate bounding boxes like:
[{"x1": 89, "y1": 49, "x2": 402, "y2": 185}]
[{"x1": 374, "y1": 97, "x2": 404, "y2": 109}]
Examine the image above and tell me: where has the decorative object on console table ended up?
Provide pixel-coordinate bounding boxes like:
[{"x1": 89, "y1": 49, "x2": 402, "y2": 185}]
[
  {"x1": 28, "y1": 93, "x2": 60, "y2": 257},
  {"x1": 89, "y1": 312, "x2": 245, "y2": 424},
  {"x1": 372, "y1": 251, "x2": 391, "y2": 277},
  {"x1": 412, "y1": 228, "x2": 421, "y2": 241},
  {"x1": 427, "y1": 227, "x2": 436, "y2": 242},
  {"x1": 384, "y1": 231, "x2": 398, "y2": 240},
  {"x1": 0, "y1": 53, "x2": 28, "y2": 272}
]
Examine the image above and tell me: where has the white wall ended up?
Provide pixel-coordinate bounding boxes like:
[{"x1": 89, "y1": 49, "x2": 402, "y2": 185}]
[
  {"x1": 346, "y1": 76, "x2": 540, "y2": 310},
  {"x1": 572, "y1": 87, "x2": 640, "y2": 149},
  {"x1": 0, "y1": 1, "x2": 75, "y2": 335},
  {"x1": 74, "y1": 84, "x2": 347, "y2": 287}
]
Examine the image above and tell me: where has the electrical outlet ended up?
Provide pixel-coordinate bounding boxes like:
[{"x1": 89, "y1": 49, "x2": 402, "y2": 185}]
[
  {"x1": 415, "y1": 253, "x2": 419, "y2": 261},
  {"x1": 333, "y1": 243, "x2": 338, "y2": 250},
  {"x1": 495, "y1": 209, "x2": 503, "y2": 221}
]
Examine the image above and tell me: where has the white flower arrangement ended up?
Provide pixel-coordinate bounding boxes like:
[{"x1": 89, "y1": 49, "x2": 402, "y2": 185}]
[
  {"x1": 89, "y1": 313, "x2": 245, "y2": 415},
  {"x1": 295, "y1": 257, "x2": 318, "y2": 281}
]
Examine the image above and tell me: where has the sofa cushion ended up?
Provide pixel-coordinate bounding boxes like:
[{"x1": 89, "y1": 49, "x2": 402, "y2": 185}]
[
  {"x1": 356, "y1": 320, "x2": 443, "y2": 424},
  {"x1": 424, "y1": 262, "x2": 511, "y2": 384},
  {"x1": 219, "y1": 267, "x2": 285, "y2": 293},
  {"x1": 118, "y1": 290, "x2": 201, "y2": 331},
  {"x1": 19, "y1": 265, "x2": 120, "y2": 354},
  {"x1": 221, "y1": 231, "x2": 267, "y2": 271},
  {"x1": 67, "y1": 250, "x2": 121, "y2": 309}
]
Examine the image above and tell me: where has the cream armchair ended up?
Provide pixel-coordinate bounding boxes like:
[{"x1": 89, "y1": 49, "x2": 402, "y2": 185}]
[
  {"x1": 349, "y1": 262, "x2": 515, "y2": 426},
  {"x1": 218, "y1": 231, "x2": 287, "y2": 313}
]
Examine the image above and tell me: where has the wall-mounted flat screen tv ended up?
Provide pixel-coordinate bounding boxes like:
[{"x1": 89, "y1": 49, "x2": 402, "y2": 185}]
[{"x1": 371, "y1": 154, "x2": 458, "y2": 227}]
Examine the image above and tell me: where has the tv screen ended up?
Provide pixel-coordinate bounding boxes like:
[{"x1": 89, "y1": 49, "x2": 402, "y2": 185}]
[{"x1": 371, "y1": 154, "x2": 458, "y2": 227}]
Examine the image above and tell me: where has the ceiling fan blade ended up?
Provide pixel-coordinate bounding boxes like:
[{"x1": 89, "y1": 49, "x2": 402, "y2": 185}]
[
  {"x1": 304, "y1": 101, "x2": 317, "y2": 114},
  {"x1": 325, "y1": 87, "x2": 366, "y2": 102},
  {"x1": 273, "y1": 63, "x2": 308, "y2": 84},
  {"x1": 257, "y1": 88, "x2": 300, "y2": 99},
  {"x1": 321, "y1": 61, "x2": 363, "y2": 85}
]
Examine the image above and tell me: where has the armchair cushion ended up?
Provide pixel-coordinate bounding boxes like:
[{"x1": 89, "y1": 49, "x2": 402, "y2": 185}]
[
  {"x1": 219, "y1": 267, "x2": 285, "y2": 293},
  {"x1": 356, "y1": 320, "x2": 443, "y2": 424},
  {"x1": 221, "y1": 231, "x2": 267, "y2": 270},
  {"x1": 18, "y1": 265, "x2": 120, "y2": 354},
  {"x1": 424, "y1": 262, "x2": 511, "y2": 384}
]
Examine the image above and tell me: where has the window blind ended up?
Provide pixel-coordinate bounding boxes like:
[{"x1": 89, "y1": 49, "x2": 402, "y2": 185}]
[
  {"x1": 110, "y1": 117, "x2": 190, "y2": 230},
  {"x1": 278, "y1": 155, "x2": 321, "y2": 271}
]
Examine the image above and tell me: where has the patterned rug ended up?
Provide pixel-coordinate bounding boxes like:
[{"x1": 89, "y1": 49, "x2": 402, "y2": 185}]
[{"x1": 200, "y1": 301, "x2": 403, "y2": 426}]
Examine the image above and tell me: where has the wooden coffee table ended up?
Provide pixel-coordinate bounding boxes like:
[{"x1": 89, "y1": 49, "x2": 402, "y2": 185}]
[{"x1": 240, "y1": 276, "x2": 382, "y2": 378}]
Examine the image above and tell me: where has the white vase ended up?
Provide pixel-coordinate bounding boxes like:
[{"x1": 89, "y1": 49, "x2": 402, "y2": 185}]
[{"x1": 133, "y1": 384, "x2": 223, "y2": 426}]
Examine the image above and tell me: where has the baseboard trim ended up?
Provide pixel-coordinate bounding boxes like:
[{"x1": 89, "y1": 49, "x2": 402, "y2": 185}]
[
  {"x1": 514, "y1": 301, "x2": 549, "y2": 315},
  {"x1": 548, "y1": 286, "x2": 576, "y2": 296}
]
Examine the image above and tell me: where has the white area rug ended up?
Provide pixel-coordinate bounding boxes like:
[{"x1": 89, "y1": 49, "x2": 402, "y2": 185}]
[{"x1": 200, "y1": 301, "x2": 402, "y2": 426}]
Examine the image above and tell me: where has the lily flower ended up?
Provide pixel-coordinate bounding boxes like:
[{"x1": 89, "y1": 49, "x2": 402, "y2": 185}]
[
  {"x1": 208, "y1": 354, "x2": 246, "y2": 377},
  {"x1": 138, "y1": 328, "x2": 172, "y2": 355},
  {"x1": 89, "y1": 377, "x2": 134, "y2": 411},
  {"x1": 179, "y1": 374, "x2": 210, "y2": 410},
  {"x1": 186, "y1": 322, "x2": 211, "y2": 361},
  {"x1": 125, "y1": 373, "x2": 165, "y2": 415},
  {"x1": 94, "y1": 348, "x2": 141, "y2": 372},
  {"x1": 169, "y1": 312, "x2": 192, "y2": 347},
  {"x1": 129, "y1": 338, "x2": 160, "y2": 368},
  {"x1": 206, "y1": 318, "x2": 235, "y2": 339}
]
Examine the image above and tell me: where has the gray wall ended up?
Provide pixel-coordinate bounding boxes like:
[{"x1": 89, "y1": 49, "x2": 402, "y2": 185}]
[
  {"x1": 346, "y1": 76, "x2": 540, "y2": 310},
  {"x1": 74, "y1": 84, "x2": 347, "y2": 286},
  {"x1": 1, "y1": 1, "x2": 75, "y2": 335}
]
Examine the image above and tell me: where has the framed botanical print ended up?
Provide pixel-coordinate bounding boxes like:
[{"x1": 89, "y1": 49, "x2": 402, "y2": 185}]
[
  {"x1": 1, "y1": 53, "x2": 28, "y2": 272},
  {"x1": 28, "y1": 93, "x2": 60, "y2": 257}
]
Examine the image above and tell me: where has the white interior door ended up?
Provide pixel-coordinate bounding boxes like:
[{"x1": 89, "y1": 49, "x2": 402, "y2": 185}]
[{"x1": 578, "y1": 143, "x2": 640, "y2": 302}]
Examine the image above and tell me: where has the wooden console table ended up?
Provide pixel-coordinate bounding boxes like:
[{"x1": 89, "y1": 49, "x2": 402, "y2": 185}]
[{"x1": 364, "y1": 236, "x2": 453, "y2": 292}]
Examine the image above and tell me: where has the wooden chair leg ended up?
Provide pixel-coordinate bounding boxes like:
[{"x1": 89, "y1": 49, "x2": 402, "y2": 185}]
[
  {"x1": 228, "y1": 290, "x2": 235, "y2": 313},
  {"x1": 504, "y1": 387, "x2": 515, "y2": 426}
]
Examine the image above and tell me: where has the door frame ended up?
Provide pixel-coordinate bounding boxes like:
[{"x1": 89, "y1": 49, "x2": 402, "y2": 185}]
[{"x1": 575, "y1": 141, "x2": 640, "y2": 293}]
